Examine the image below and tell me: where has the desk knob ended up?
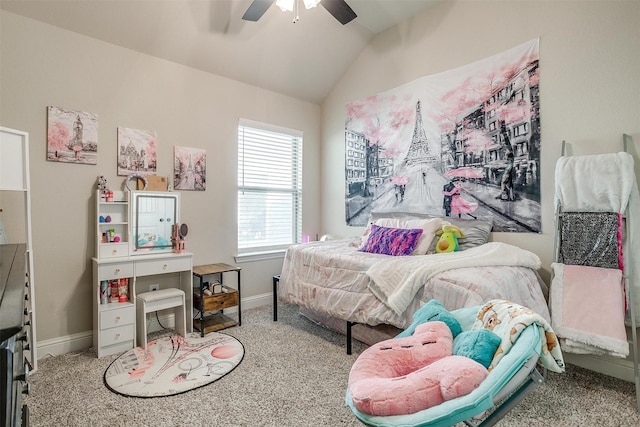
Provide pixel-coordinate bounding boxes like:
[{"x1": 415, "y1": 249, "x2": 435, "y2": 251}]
[
  {"x1": 115, "y1": 268, "x2": 120, "y2": 274},
  {"x1": 163, "y1": 264, "x2": 168, "y2": 270}
]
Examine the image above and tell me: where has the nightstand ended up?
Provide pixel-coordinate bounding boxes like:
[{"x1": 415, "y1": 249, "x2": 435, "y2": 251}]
[{"x1": 192, "y1": 263, "x2": 241, "y2": 336}]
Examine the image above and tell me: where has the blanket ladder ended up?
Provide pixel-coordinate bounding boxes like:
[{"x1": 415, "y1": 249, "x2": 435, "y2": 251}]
[{"x1": 554, "y1": 135, "x2": 640, "y2": 412}]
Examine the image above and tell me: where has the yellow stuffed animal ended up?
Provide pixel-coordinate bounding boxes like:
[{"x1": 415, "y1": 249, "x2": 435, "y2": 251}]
[{"x1": 435, "y1": 224, "x2": 465, "y2": 253}]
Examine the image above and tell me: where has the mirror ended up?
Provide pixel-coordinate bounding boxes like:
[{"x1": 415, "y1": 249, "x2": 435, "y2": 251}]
[
  {"x1": 130, "y1": 191, "x2": 180, "y2": 254},
  {"x1": 0, "y1": 191, "x2": 27, "y2": 244}
]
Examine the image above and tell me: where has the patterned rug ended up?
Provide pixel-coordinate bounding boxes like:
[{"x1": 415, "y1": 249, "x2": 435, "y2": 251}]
[{"x1": 104, "y1": 332, "x2": 244, "y2": 397}]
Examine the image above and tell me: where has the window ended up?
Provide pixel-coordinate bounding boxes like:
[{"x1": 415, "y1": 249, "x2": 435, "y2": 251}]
[{"x1": 237, "y1": 119, "x2": 302, "y2": 255}]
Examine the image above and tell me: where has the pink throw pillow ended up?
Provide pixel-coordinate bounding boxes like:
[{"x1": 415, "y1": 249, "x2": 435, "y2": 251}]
[{"x1": 360, "y1": 224, "x2": 423, "y2": 256}]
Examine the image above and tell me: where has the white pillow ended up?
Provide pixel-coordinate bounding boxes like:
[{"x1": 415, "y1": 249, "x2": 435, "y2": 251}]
[{"x1": 359, "y1": 217, "x2": 442, "y2": 255}]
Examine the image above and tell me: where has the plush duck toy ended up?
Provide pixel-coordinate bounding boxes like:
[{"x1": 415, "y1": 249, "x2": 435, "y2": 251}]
[{"x1": 435, "y1": 223, "x2": 465, "y2": 253}]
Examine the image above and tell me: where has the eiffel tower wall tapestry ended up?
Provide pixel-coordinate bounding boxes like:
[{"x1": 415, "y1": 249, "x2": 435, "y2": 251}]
[{"x1": 345, "y1": 38, "x2": 541, "y2": 233}]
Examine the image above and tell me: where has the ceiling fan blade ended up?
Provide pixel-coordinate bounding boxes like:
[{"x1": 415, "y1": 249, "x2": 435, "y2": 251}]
[
  {"x1": 321, "y1": 0, "x2": 357, "y2": 25},
  {"x1": 242, "y1": 0, "x2": 275, "y2": 22}
]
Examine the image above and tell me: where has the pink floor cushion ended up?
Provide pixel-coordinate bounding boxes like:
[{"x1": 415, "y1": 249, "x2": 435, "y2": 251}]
[{"x1": 348, "y1": 321, "x2": 489, "y2": 416}]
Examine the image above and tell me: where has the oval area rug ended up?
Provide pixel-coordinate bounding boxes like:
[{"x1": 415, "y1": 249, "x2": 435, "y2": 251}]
[{"x1": 104, "y1": 332, "x2": 244, "y2": 397}]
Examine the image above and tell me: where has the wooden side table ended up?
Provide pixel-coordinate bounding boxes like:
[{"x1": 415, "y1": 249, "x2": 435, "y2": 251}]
[{"x1": 192, "y1": 263, "x2": 241, "y2": 336}]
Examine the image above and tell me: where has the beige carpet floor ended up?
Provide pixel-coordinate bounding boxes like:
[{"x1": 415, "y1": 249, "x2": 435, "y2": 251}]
[{"x1": 26, "y1": 303, "x2": 640, "y2": 426}]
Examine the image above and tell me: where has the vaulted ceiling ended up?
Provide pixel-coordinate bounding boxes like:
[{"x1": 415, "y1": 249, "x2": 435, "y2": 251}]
[{"x1": 0, "y1": 0, "x2": 439, "y2": 104}]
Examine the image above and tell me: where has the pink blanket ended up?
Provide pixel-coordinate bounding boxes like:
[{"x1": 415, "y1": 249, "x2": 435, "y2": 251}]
[{"x1": 550, "y1": 263, "x2": 628, "y2": 358}]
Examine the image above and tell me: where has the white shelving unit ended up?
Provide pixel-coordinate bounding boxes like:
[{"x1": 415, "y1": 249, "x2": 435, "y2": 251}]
[
  {"x1": 96, "y1": 190, "x2": 130, "y2": 259},
  {"x1": 92, "y1": 190, "x2": 193, "y2": 358}
]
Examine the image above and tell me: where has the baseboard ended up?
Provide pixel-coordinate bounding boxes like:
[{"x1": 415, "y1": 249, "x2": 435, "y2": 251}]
[
  {"x1": 37, "y1": 330, "x2": 94, "y2": 360},
  {"x1": 564, "y1": 352, "x2": 639, "y2": 383},
  {"x1": 36, "y1": 292, "x2": 273, "y2": 359}
]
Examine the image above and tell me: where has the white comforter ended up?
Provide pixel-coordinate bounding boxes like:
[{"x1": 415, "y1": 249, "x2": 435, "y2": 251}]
[
  {"x1": 367, "y1": 242, "x2": 542, "y2": 316},
  {"x1": 278, "y1": 239, "x2": 550, "y2": 329}
]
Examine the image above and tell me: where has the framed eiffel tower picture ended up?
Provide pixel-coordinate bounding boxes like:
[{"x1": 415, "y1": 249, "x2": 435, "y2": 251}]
[{"x1": 344, "y1": 38, "x2": 541, "y2": 233}]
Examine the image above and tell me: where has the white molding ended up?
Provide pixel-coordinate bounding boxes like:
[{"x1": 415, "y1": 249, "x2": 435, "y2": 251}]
[
  {"x1": 234, "y1": 251, "x2": 285, "y2": 263},
  {"x1": 36, "y1": 292, "x2": 274, "y2": 359},
  {"x1": 37, "y1": 330, "x2": 93, "y2": 360},
  {"x1": 564, "y1": 353, "x2": 636, "y2": 383}
]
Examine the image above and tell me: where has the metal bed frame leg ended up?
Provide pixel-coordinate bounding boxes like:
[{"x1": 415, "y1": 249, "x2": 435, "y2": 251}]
[
  {"x1": 346, "y1": 321, "x2": 355, "y2": 355},
  {"x1": 272, "y1": 275, "x2": 280, "y2": 322}
]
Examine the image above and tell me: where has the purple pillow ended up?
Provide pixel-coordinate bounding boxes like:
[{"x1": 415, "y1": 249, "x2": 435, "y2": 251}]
[{"x1": 361, "y1": 224, "x2": 423, "y2": 256}]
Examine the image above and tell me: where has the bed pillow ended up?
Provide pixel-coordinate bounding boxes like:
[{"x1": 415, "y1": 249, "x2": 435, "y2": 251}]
[
  {"x1": 359, "y1": 217, "x2": 442, "y2": 255},
  {"x1": 360, "y1": 224, "x2": 423, "y2": 256},
  {"x1": 427, "y1": 218, "x2": 493, "y2": 253},
  {"x1": 453, "y1": 329, "x2": 502, "y2": 369},
  {"x1": 368, "y1": 212, "x2": 492, "y2": 253},
  {"x1": 375, "y1": 217, "x2": 442, "y2": 255}
]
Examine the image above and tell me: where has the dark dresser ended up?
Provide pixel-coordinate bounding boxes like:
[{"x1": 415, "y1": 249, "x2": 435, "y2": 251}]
[{"x1": 0, "y1": 244, "x2": 29, "y2": 426}]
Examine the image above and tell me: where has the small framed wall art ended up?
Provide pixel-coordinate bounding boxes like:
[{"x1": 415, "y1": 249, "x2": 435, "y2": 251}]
[
  {"x1": 174, "y1": 146, "x2": 206, "y2": 191},
  {"x1": 47, "y1": 106, "x2": 98, "y2": 165},
  {"x1": 117, "y1": 127, "x2": 157, "y2": 176}
]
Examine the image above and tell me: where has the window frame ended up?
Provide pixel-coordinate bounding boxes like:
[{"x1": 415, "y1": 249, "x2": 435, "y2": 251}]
[{"x1": 236, "y1": 119, "x2": 303, "y2": 260}]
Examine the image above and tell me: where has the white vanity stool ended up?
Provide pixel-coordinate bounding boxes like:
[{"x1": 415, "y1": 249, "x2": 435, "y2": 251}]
[{"x1": 136, "y1": 288, "x2": 186, "y2": 350}]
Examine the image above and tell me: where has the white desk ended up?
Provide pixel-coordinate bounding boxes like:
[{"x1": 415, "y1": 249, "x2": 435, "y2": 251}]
[{"x1": 91, "y1": 252, "x2": 193, "y2": 358}]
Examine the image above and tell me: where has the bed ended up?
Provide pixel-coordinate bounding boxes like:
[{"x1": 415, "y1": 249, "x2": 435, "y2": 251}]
[{"x1": 278, "y1": 215, "x2": 551, "y2": 348}]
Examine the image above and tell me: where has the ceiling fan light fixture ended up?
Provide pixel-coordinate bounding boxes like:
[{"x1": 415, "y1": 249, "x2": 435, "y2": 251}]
[
  {"x1": 276, "y1": 0, "x2": 294, "y2": 12},
  {"x1": 303, "y1": 0, "x2": 321, "y2": 9}
]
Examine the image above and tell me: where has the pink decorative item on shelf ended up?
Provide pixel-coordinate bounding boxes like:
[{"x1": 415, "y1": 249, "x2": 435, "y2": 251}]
[{"x1": 171, "y1": 223, "x2": 188, "y2": 254}]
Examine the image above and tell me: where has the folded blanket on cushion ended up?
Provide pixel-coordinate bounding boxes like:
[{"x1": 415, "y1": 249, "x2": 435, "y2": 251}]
[
  {"x1": 472, "y1": 299, "x2": 565, "y2": 373},
  {"x1": 366, "y1": 242, "x2": 541, "y2": 316},
  {"x1": 550, "y1": 263, "x2": 628, "y2": 358}
]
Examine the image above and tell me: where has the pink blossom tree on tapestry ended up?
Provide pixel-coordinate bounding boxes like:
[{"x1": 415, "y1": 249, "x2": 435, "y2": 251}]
[
  {"x1": 433, "y1": 54, "x2": 536, "y2": 163},
  {"x1": 346, "y1": 94, "x2": 415, "y2": 167}
]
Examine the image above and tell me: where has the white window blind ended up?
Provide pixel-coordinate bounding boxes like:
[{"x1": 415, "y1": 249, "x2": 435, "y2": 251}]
[{"x1": 237, "y1": 120, "x2": 302, "y2": 254}]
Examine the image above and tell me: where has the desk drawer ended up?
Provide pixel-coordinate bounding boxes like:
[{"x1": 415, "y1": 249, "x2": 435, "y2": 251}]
[
  {"x1": 98, "y1": 261, "x2": 134, "y2": 281},
  {"x1": 194, "y1": 288, "x2": 239, "y2": 312},
  {"x1": 99, "y1": 243, "x2": 130, "y2": 259},
  {"x1": 99, "y1": 324, "x2": 134, "y2": 347},
  {"x1": 135, "y1": 257, "x2": 191, "y2": 277},
  {"x1": 100, "y1": 306, "x2": 135, "y2": 329}
]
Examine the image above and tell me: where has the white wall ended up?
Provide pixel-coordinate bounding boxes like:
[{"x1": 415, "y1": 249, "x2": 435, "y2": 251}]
[
  {"x1": 322, "y1": 0, "x2": 640, "y2": 281},
  {"x1": 0, "y1": 11, "x2": 321, "y2": 344}
]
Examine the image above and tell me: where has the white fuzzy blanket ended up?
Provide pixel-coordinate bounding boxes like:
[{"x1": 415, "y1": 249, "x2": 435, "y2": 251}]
[
  {"x1": 366, "y1": 242, "x2": 541, "y2": 316},
  {"x1": 554, "y1": 151, "x2": 640, "y2": 322}
]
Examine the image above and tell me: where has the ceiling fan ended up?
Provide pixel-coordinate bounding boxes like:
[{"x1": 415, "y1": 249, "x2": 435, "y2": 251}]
[{"x1": 242, "y1": 0, "x2": 357, "y2": 25}]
